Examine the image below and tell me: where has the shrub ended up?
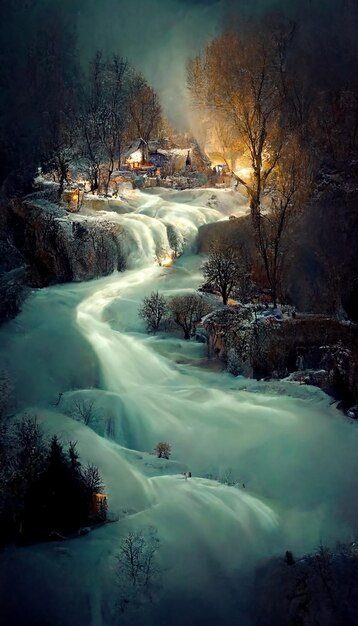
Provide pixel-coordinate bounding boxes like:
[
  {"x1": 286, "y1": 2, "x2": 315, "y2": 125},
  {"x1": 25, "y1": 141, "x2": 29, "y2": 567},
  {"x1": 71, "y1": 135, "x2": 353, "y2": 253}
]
[{"x1": 154, "y1": 442, "x2": 171, "y2": 459}]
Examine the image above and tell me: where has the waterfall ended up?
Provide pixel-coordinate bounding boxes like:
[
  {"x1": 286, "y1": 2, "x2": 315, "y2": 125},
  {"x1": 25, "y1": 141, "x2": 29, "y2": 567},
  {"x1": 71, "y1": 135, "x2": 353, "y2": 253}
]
[{"x1": 2, "y1": 188, "x2": 358, "y2": 626}]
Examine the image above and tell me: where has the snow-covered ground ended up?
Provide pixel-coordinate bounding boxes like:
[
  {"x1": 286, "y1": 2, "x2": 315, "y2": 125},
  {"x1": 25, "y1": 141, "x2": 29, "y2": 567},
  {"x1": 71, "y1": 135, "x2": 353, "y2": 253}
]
[{"x1": 1, "y1": 188, "x2": 358, "y2": 626}]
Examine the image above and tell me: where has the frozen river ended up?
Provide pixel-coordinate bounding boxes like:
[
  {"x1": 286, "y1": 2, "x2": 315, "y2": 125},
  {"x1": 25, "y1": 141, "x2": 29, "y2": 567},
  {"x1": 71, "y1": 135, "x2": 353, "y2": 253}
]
[{"x1": 1, "y1": 187, "x2": 358, "y2": 625}]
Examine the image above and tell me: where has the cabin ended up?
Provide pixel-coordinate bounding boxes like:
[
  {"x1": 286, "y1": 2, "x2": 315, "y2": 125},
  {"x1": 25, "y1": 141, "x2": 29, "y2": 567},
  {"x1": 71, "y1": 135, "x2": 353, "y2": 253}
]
[
  {"x1": 91, "y1": 493, "x2": 107, "y2": 519},
  {"x1": 62, "y1": 188, "x2": 82, "y2": 212},
  {"x1": 124, "y1": 139, "x2": 159, "y2": 169}
]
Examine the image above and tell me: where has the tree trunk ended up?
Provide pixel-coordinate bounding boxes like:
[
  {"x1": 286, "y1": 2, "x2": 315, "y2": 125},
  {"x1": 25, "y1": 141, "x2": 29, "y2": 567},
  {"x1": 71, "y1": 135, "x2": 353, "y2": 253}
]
[
  {"x1": 58, "y1": 168, "x2": 65, "y2": 201},
  {"x1": 93, "y1": 168, "x2": 99, "y2": 192},
  {"x1": 105, "y1": 158, "x2": 114, "y2": 195},
  {"x1": 141, "y1": 141, "x2": 149, "y2": 164},
  {"x1": 58, "y1": 178, "x2": 64, "y2": 201},
  {"x1": 117, "y1": 140, "x2": 122, "y2": 170}
]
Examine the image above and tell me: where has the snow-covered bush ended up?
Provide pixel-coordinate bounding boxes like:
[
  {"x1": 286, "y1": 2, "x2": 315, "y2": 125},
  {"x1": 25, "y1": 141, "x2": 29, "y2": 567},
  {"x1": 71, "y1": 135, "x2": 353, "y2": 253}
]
[
  {"x1": 227, "y1": 348, "x2": 241, "y2": 376},
  {"x1": 139, "y1": 292, "x2": 169, "y2": 334}
]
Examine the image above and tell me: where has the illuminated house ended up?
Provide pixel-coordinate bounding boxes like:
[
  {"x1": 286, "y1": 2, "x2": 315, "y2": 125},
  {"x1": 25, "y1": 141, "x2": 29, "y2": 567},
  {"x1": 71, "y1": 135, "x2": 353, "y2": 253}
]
[
  {"x1": 62, "y1": 188, "x2": 82, "y2": 212},
  {"x1": 124, "y1": 139, "x2": 159, "y2": 169},
  {"x1": 91, "y1": 493, "x2": 107, "y2": 518}
]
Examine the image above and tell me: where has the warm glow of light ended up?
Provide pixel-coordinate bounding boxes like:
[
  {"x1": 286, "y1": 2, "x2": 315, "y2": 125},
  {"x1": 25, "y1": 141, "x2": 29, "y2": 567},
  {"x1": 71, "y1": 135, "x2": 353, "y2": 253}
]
[
  {"x1": 160, "y1": 254, "x2": 173, "y2": 267},
  {"x1": 94, "y1": 493, "x2": 107, "y2": 501},
  {"x1": 127, "y1": 149, "x2": 142, "y2": 165},
  {"x1": 235, "y1": 166, "x2": 252, "y2": 180}
]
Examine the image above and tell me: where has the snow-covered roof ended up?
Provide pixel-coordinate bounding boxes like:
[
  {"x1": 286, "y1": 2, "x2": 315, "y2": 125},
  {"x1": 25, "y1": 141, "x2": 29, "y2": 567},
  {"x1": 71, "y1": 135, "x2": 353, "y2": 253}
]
[
  {"x1": 123, "y1": 140, "x2": 143, "y2": 159},
  {"x1": 123, "y1": 139, "x2": 159, "y2": 160}
]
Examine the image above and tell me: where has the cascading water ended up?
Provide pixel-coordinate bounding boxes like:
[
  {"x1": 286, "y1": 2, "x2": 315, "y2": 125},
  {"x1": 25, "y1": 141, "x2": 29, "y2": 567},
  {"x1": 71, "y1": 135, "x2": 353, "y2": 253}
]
[{"x1": 2, "y1": 187, "x2": 358, "y2": 626}]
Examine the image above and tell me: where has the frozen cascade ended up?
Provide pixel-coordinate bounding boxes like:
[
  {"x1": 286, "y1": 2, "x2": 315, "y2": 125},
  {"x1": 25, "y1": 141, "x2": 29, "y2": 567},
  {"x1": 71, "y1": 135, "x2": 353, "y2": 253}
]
[
  {"x1": 87, "y1": 188, "x2": 225, "y2": 269},
  {"x1": 2, "y1": 188, "x2": 358, "y2": 626}
]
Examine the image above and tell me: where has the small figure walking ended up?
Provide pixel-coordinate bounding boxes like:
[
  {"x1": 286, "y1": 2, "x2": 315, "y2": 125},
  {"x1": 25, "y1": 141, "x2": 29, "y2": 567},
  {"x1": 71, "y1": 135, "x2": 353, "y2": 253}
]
[{"x1": 184, "y1": 472, "x2": 188, "y2": 480}]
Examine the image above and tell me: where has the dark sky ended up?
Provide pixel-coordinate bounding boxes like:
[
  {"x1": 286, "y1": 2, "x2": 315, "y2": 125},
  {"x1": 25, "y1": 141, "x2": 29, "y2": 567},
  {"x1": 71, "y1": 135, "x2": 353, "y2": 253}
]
[
  {"x1": 77, "y1": 0, "x2": 225, "y2": 127},
  {"x1": 74, "y1": 0, "x2": 348, "y2": 127}
]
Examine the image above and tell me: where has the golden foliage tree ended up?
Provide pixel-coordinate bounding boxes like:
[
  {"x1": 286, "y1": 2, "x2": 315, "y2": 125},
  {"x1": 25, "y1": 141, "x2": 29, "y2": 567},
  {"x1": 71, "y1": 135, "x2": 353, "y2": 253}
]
[{"x1": 188, "y1": 21, "x2": 313, "y2": 305}]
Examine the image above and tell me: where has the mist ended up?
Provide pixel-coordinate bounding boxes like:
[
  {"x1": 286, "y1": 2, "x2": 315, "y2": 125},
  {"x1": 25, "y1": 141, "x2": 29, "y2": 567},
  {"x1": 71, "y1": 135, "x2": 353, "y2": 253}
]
[
  {"x1": 77, "y1": 0, "x2": 221, "y2": 129},
  {"x1": 74, "y1": 0, "x2": 358, "y2": 127}
]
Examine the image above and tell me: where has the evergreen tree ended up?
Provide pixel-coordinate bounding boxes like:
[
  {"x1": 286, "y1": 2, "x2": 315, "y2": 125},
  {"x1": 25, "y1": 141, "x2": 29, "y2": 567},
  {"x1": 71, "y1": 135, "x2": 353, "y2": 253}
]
[{"x1": 0, "y1": 421, "x2": 107, "y2": 544}]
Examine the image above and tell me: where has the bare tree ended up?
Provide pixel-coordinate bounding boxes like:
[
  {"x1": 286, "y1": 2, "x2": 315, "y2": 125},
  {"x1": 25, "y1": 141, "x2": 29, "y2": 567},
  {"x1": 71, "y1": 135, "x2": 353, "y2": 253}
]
[
  {"x1": 82, "y1": 462, "x2": 104, "y2": 493},
  {"x1": 98, "y1": 55, "x2": 131, "y2": 193},
  {"x1": 77, "y1": 52, "x2": 106, "y2": 193},
  {"x1": 169, "y1": 293, "x2": 212, "y2": 340},
  {"x1": 284, "y1": 542, "x2": 358, "y2": 624},
  {"x1": 255, "y1": 137, "x2": 313, "y2": 306},
  {"x1": 188, "y1": 23, "x2": 313, "y2": 306},
  {"x1": 70, "y1": 398, "x2": 97, "y2": 426},
  {"x1": 78, "y1": 57, "x2": 159, "y2": 190},
  {"x1": 42, "y1": 108, "x2": 78, "y2": 199},
  {"x1": 138, "y1": 291, "x2": 169, "y2": 333},
  {"x1": 128, "y1": 75, "x2": 162, "y2": 163},
  {"x1": 14, "y1": 416, "x2": 46, "y2": 495},
  {"x1": 202, "y1": 239, "x2": 248, "y2": 305},
  {"x1": 187, "y1": 24, "x2": 293, "y2": 216},
  {"x1": 77, "y1": 52, "x2": 103, "y2": 192},
  {"x1": 115, "y1": 527, "x2": 161, "y2": 610}
]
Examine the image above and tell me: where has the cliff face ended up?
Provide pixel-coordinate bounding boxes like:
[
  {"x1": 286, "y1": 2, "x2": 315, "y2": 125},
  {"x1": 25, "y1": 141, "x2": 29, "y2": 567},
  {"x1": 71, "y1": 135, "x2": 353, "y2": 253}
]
[
  {"x1": 0, "y1": 233, "x2": 28, "y2": 323},
  {"x1": 8, "y1": 197, "x2": 126, "y2": 288},
  {"x1": 203, "y1": 307, "x2": 358, "y2": 408}
]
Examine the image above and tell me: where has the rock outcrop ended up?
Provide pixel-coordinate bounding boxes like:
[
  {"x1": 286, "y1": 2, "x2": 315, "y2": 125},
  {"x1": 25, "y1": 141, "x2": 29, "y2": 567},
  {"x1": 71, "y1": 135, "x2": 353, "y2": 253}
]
[
  {"x1": 203, "y1": 306, "x2": 358, "y2": 407},
  {"x1": 8, "y1": 196, "x2": 126, "y2": 287}
]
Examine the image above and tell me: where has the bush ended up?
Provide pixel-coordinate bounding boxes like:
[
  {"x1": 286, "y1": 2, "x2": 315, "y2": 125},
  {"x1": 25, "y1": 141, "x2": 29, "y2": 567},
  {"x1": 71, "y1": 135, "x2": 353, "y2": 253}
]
[{"x1": 154, "y1": 442, "x2": 171, "y2": 459}]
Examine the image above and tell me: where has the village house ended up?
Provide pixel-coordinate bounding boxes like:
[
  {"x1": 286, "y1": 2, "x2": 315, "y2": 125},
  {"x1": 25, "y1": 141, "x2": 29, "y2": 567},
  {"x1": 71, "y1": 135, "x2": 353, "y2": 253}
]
[{"x1": 124, "y1": 139, "x2": 159, "y2": 169}]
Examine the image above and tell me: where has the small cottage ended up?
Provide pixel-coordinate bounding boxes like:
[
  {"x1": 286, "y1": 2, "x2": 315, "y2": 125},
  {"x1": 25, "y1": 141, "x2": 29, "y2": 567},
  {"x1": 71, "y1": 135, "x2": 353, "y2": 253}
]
[
  {"x1": 91, "y1": 493, "x2": 107, "y2": 519},
  {"x1": 124, "y1": 139, "x2": 158, "y2": 168}
]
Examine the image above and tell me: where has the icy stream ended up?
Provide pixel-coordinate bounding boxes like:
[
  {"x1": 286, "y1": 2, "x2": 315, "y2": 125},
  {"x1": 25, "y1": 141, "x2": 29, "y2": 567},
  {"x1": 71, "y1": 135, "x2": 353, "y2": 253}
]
[{"x1": 1, "y1": 188, "x2": 358, "y2": 626}]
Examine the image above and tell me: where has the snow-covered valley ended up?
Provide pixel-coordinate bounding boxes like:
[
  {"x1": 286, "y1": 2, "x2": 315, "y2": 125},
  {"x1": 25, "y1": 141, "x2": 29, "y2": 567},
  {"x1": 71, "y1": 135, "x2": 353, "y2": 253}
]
[{"x1": 1, "y1": 188, "x2": 358, "y2": 626}]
